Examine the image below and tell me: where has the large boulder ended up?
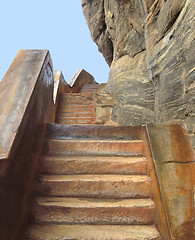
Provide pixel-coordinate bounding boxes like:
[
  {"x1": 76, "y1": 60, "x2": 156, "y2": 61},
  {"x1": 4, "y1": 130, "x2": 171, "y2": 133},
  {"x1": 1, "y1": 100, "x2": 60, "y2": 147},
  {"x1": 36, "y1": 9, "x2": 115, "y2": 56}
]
[{"x1": 82, "y1": 0, "x2": 195, "y2": 146}]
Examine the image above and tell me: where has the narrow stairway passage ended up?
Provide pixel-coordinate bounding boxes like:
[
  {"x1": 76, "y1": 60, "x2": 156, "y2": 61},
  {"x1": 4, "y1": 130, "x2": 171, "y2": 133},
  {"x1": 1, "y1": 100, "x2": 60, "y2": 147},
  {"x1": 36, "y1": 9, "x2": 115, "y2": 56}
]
[{"x1": 24, "y1": 84, "x2": 161, "y2": 240}]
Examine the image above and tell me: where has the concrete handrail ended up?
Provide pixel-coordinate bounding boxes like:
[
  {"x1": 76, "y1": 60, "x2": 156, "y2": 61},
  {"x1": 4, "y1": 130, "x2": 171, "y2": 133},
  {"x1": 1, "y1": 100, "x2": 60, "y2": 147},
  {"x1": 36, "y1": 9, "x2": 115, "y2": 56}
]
[
  {"x1": 0, "y1": 50, "x2": 54, "y2": 239},
  {"x1": 145, "y1": 124, "x2": 195, "y2": 240},
  {"x1": 0, "y1": 50, "x2": 54, "y2": 161},
  {"x1": 69, "y1": 69, "x2": 95, "y2": 93}
]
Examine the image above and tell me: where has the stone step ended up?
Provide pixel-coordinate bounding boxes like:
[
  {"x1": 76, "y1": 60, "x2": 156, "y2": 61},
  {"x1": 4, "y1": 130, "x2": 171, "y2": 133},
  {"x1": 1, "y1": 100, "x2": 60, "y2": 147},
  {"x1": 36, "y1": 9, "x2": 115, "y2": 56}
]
[
  {"x1": 36, "y1": 175, "x2": 151, "y2": 198},
  {"x1": 79, "y1": 88, "x2": 98, "y2": 93},
  {"x1": 79, "y1": 91, "x2": 97, "y2": 94},
  {"x1": 31, "y1": 197, "x2": 155, "y2": 225},
  {"x1": 60, "y1": 93, "x2": 93, "y2": 99},
  {"x1": 57, "y1": 102, "x2": 93, "y2": 107},
  {"x1": 56, "y1": 109, "x2": 94, "y2": 115},
  {"x1": 56, "y1": 121, "x2": 94, "y2": 125},
  {"x1": 57, "y1": 104, "x2": 94, "y2": 109},
  {"x1": 80, "y1": 84, "x2": 99, "y2": 88},
  {"x1": 47, "y1": 124, "x2": 142, "y2": 140},
  {"x1": 55, "y1": 112, "x2": 94, "y2": 118},
  {"x1": 79, "y1": 85, "x2": 99, "y2": 91},
  {"x1": 39, "y1": 155, "x2": 148, "y2": 175},
  {"x1": 55, "y1": 117, "x2": 95, "y2": 125},
  {"x1": 60, "y1": 92, "x2": 94, "y2": 96},
  {"x1": 45, "y1": 139, "x2": 144, "y2": 156},
  {"x1": 56, "y1": 116, "x2": 95, "y2": 121},
  {"x1": 25, "y1": 224, "x2": 161, "y2": 240},
  {"x1": 59, "y1": 96, "x2": 93, "y2": 101},
  {"x1": 58, "y1": 97, "x2": 93, "y2": 105}
]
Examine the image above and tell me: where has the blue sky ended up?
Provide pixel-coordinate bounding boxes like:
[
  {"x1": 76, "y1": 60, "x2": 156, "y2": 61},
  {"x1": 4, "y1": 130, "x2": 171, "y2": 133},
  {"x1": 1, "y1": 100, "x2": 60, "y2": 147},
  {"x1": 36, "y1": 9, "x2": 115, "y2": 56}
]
[{"x1": 0, "y1": 1, "x2": 109, "y2": 83}]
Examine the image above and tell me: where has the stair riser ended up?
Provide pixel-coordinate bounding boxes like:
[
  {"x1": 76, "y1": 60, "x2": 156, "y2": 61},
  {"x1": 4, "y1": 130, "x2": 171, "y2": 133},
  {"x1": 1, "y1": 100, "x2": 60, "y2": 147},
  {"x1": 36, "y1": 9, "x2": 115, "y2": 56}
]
[
  {"x1": 60, "y1": 94, "x2": 93, "y2": 99},
  {"x1": 46, "y1": 140, "x2": 144, "y2": 156},
  {"x1": 56, "y1": 117, "x2": 95, "y2": 122},
  {"x1": 80, "y1": 87, "x2": 99, "y2": 89},
  {"x1": 56, "y1": 119, "x2": 95, "y2": 124},
  {"x1": 80, "y1": 88, "x2": 97, "y2": 93},
  {"x1": 24, "y1": 225, "x2": 161, "y2": 240},
  {"x1": 36, "y1": 178, "x2": 152, "y2": 198},
  {"x1": 32, "y1": 205, "x2": 155, "y2": 225},
  {"x1": 47, "y1": 124, "x2": 142, "y2": 140},
  {"x1": 56, "y1": 113, "x2": 94, "y2": 118},
  {"x1": 56, "y1": 110, "x2": 94, "y2": 115},
  {"x1": 39, "y1": 158, "x2": 148, "y2": 175},
  {"x1": 57, "y1": 105, "x2": 94, "y2": 110},
  {"x1": 58, "y1": 100, "x2": 93, "y2": 106},
  {"x1": 56, "y1": 121, "x2": 94, "y2": 125}
]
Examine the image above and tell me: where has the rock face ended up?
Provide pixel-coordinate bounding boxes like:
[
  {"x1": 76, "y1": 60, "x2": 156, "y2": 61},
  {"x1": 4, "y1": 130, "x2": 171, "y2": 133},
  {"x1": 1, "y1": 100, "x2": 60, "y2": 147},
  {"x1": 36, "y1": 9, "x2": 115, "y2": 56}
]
[{"x1": 82, "y1": 0, "x2": 195, "y2": 146}]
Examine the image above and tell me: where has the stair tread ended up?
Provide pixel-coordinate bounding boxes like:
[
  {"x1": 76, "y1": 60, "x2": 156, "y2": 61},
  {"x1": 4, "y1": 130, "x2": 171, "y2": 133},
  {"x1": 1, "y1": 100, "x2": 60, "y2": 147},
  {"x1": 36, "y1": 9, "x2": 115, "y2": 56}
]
[
  {"x1": 39, "y1": 174, "x2": 150, "y2": 182},
  {"x1": 39, "y1": 156, "x2": 147, "y2": 175},
  {"x1": 34, "y1": 196, "x2": 154, "y2": 208},
  {"x1": 49, "y1": 139, "x2": 143, "y2": 143},
  {"x1": 57, "y1": 113, "x2": 93, "y2": 116},
  {"x1": 41, "y1": 155, "x2": 147, "y2": 162},
  {"x1": 56, "y1": 117, "x2": 95, "y2": 119},
  {"x1": 57, "y1": 105, "x2": 93, "y2": 107},
  {"x1": 25, "y1": 224, "x2": 161, "y2": 240},
  {"x1": 56, "y1": 122, "x2": 95, "y2": 125},
  {"x1": 47, "y1": 124, "x2": 142, "y2": 140}
]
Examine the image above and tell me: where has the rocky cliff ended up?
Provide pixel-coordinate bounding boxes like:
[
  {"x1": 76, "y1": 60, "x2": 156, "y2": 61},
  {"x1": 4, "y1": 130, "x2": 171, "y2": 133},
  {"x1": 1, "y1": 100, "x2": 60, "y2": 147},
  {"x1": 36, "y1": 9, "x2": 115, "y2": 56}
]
[{"x1": 82, "y1": 0, "x2": 195, "y2": 146}]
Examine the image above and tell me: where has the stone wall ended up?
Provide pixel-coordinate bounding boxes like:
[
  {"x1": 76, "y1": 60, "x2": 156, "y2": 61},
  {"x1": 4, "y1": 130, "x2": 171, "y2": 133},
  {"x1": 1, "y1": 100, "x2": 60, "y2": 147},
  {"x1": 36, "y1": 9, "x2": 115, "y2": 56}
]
[{"x1": 82, "y1": 0, "x2": 195, "y2": 146}]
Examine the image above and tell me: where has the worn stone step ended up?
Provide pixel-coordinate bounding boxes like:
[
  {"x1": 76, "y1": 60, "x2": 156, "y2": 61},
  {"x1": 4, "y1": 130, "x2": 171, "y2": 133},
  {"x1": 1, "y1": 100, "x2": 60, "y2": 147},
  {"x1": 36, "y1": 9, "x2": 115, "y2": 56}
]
[
  {"x1": 46, "y1": 124, "x2": 142, "y2": 140},
  {"x1": 59, "y1": 96, "x2": 93, "y2": 102},
  {"x1": 39, "y1": 155, "x2": 148, "y2": 175},
  {"x1": 36, "y1": 175, "x2": 151, "y2": 198},
  {"x1": 60, "y1": 93, "x2": 94, "y2": 96},
  {"x1": 56, "y1": 121, "x2": 94, "y2": 125},
  {"x1": 58, "y1": 98, "x2": 93, "y2": 105},
  {"x1": 55, "y1": 118, "x2": 95, "y2": 125},
  {"x1": 60, "y1": 93, "x2": 93, "y2": 99},
  {"x1": 25, "y1": 224, "x2": 161, "y2": 240},
  {"x1": 80, "y1": 84, "x2": 99, "y2": 88},
  {"x1": 57, "y1": 104, "x2": 94, "y2": 109},
  {"x1": 56, "y1": 112, "x2": 94, "y2": 118},
  {"x1": 31, "y1": 197, "x2": 155, "y2": 225},
  {"x1": 79, "y1": 87, "x2": 99, "y2": 92},
  {"x1": 57, "y1": 102, "x2": 93, "y2": 107},
  {"x1": 79, "y1": 89, "x2": 98, "y2": 91},
  {"x1": 56, "y1": 117, "x2": 95, "y2": 121},
  {"x1": 55, "y1": 118, "x2": 95, "y2": 124},
  {"x1": 56, "y1": 122, "x2": 95, "y2": 125},
  {"x1": 56, "y1": 109, "x2": 94, "y2": 115},
  {"x1": 45, "y1": 139, "x2": 144, "y2": 156}
]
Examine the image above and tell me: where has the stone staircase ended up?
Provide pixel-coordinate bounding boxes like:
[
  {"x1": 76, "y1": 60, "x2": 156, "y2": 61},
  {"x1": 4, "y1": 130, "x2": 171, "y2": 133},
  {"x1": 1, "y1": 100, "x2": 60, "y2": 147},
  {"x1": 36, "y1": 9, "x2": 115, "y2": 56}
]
[
  {"x1": 55, "y1": 84, "x2": 99, "y2": 125},
  {"x1": 79, "y1": 83, "x2": 99, "y2": 93},
  {"x1": 55, "y1": 93, "x2": 95, "y2": 125},
  {"x1": 24, "y1": 124, "x2": 161, "y2": 240}
]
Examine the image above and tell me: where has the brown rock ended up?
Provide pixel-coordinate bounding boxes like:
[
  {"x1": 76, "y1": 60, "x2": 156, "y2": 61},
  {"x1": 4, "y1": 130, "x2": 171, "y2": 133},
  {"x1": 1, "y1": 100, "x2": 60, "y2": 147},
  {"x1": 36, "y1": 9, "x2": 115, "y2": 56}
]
[{"x1": 82, "y1": 0, "x2": 195, "y2": 147}]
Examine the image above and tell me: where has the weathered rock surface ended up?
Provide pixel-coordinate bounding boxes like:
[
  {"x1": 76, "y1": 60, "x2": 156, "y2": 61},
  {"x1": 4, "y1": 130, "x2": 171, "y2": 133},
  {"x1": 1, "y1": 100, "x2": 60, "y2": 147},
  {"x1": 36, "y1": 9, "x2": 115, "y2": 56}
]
[
  {"x1": 82, "y1": 0, "x2": 195, "y2": 146},
  {"x1": 147, "y1": 0, "x2": 195, "y2": 146}
]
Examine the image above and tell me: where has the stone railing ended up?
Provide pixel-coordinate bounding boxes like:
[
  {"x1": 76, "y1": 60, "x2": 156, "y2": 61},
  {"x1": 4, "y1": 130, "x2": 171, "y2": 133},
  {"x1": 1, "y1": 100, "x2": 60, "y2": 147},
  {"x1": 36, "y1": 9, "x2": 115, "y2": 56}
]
[
  {"x1": 143, "y1": 124, "x2": 195, "y2": 240},
  {"x1": 0, "y1": 50, "x2": 54, "y2": 240},
  {"x1": 69, "y1": 69, "x2": 95, "y2": 93}
]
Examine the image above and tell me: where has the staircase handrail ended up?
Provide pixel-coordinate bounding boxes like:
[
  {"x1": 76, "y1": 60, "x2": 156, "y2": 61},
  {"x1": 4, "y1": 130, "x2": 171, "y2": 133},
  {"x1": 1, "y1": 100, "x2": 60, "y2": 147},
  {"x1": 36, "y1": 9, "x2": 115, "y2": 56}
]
[
  {"x1": 145, "y1": 124, "x2": 195, "y2": 240},
  {"x1": 69, "y1": 69, "x2": 95, "y2": 93},
  {"x1": 0, "y1": 50, "x2": 55, "y2": 239},
  {"x1": 0, "y1": 50, "x2": 54, "y2": 162}
]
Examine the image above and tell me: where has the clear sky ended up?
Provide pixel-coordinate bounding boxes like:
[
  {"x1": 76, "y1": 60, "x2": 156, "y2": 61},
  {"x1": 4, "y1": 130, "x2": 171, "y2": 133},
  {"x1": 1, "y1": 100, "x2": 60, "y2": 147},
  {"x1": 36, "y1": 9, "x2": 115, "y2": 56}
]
[{"x1": 0, "y1": 1, "x2": 109, "y2": 83}]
